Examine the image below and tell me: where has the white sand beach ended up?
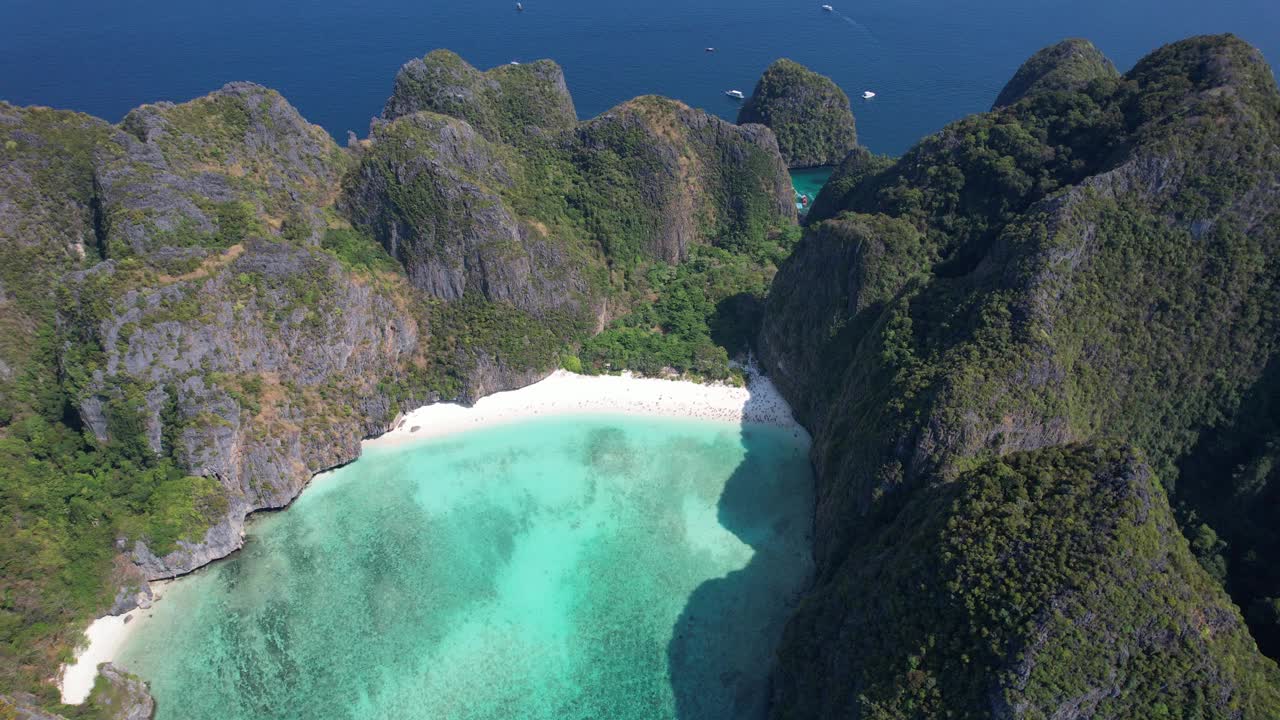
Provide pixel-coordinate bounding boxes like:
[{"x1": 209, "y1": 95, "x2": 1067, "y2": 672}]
[
  {"x1": 366, "y1": 368, "x2": 807, "y2": 447},
  {"x1": 59, "y1": 580, "x2": 170, "y2": 704},
  {"x1": 59, "y1": 368, "x2": 806, "y2": 704}
]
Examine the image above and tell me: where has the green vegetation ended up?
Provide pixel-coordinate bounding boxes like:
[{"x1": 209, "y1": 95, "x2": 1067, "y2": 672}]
[
  {"x1": 1178, "y1": 359, "x2": 1280, "y2": 659},
  {"x1": 992, "y1": 38, "x2": 1119, "y2": 109},
  {"x1": 382, "y1": 50, "x2": 577, "y2": 146},
  {"x1": 350, "y1": 86, "x2": 795, "y2": 386},
  {"x1": 0, "y1": 385, "x2": 225, "y2": 697},
  {"x1": 776, "y1": 443, "x2": 1280, "y2": 718},
  {"x1": 738, "y1": 58, "x2": 858, "y2": 168},
  {"x1": 319, "y1": 227, "x2": 399, "y2": 273},
  {"x1": 583, "y1": 228, "x2": 799, "y2": 379},
  {"x1": 763, "y1": 34, "x2": 1280, "y2": 716},
  {"x1": 418, "y1": 294, "x2": 570, "y2": 400}
]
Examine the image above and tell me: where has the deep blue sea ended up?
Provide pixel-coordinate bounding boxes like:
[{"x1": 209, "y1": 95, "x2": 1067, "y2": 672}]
[{"x1": 2, "y1": 0, "x2": 1277, "y2": 156}]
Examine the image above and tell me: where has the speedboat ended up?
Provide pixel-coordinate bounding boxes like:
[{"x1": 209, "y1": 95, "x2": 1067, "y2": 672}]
[
  {"x1": 725, "y1": 90, "x2": 745, "y2": 100},
  {"x1": 510, "y1": 61, "x2": 521, "y2": 65},
  {"x1": 862, "y1": 90, "x2": 876, "y2": 99},
  {"x1": 705, "y1": 47, "x2": 716, "y2": 52},
  {"x1": 821, "y1": 4, "x2": 834, "y2": 11},
  {"x1": 516, "y1": 2, "x2": 524, "y2": 10}
]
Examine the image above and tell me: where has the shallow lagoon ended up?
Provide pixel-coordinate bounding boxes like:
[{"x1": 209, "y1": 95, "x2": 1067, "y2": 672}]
[{"x1": 117, "y1": 415, "x2": 814, "y2": 720}]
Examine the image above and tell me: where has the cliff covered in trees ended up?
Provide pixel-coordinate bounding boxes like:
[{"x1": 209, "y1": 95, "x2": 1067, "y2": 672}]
[
  {"x1": 737, "y1": 58, "x2": 859, "y2": 168},
  {"x1": 759, "y1": 34, "x2": 1280, "y2": 718}
]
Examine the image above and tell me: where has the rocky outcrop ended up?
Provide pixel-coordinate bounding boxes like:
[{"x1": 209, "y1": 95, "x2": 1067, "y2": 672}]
[
  {"x1": 93, "y1": 664, "x2": 155, "y2": 720},
  {"x1": 575, "y1": 95, "x2": 796, "y2": 263},
  {"x1": 756, "y1": 212, "x2": 929, "y2": 424},
  {"x1": 1, "y1": 664, "x2": 153, "y2": 720},
  {"x1": 382, "y1": 50, "x2": 578, "y2": 144},
  {"x1": 760, "y1": 34, "x2": 1280, "y2": 717},
  {"x1": 992, "y1": 38, "x2": 1118, "y2": 109},
  {"x1": 0, "y1": 104, "x2": 121, "y2": 428},
  {"x1": 737, "y1": 58, "x2": 858, "y2": 168},
  {"x1": 65, "y1": 239, "x2": 422, "y2": 579},
  {"x1": 0, "y1": 694, "x2": 67, "y2": 720},
  {"x1": 343, "y1": 112, "x2": 596, "y2": 317},
  {"x1": 802, "y1": 146, "x2": 894, "y2": 224},
  {"x1": 349, "y1": 65, "x2": 795, "y2": 319},
  {"x1": 100, "y1": 82, "x2": 344, "y2": 260}
]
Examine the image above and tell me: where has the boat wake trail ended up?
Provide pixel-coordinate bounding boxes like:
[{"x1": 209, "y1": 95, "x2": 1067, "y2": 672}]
[{"x1": 832, "y1": 11, "x2": 877, "y2": 44}]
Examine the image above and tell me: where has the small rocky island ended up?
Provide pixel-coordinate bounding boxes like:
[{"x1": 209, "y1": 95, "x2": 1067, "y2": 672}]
[{"x1": 737, "y1": 58, "x2": 859, "y2": 168}]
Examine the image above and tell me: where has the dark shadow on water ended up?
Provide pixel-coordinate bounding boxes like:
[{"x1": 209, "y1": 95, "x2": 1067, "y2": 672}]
[{"x1": 667, "y1": 379, "x2": 815, "y2": 720}]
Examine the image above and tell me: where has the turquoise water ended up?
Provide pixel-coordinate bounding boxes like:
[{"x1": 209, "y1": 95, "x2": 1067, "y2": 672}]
[
  {"x1": 790, "y1": 167, "x2": 834, "y2": 212},
  {"x1": 116, "y1": 415, "x2": 814, "y2": 720}
]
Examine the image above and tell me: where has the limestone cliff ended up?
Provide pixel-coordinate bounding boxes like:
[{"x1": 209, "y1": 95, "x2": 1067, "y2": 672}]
[
  {"x1": 348, "y1": 53, "x2": 794, "y2": 335},
  {"x1": 760, "y1": 34, "x2": 1280, "y2": 718},
  {"x1": 382, "y1": 49, "x2": 578, "y2": 145},
  {"x1": 575, "y1": 95, "x2": 796, "y2": 263}
]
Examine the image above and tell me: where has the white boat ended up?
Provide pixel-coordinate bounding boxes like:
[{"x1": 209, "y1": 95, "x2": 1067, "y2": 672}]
[
  {"x1": 510, "y1": 61, "x2": 521, "y2": 65},
  {"x1": 821, "y1": 4, "x2": 834, "y2": 11},
  {"x1": 705, "y1": 47, "x2": 716, "y2": 52},
  {"x1": 725, "y1": 90, "x2": 745, "y2": 100},
  {"x1": 516, "y1": 2, "x2": 524, "y2": 10},
  {"x1": 862, "y1": 90, "x2": 876, "y2": 99}
]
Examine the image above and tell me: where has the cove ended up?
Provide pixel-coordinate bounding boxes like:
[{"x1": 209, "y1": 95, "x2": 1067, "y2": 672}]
[
  {"x1": 790, "y1": 166, "x2": 833, "y2": 211},
  {"x1": 115, "y1": 414, "x2": 814, "y2": 720}
]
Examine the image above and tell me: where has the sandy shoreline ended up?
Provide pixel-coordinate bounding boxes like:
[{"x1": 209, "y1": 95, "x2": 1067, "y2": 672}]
[
  {"x1": 368, "y1": 368, "x2": 807, "y2": 447},
  {"x1": 58, "y1": 580, "x2": 171, "y2": 704},
  {"x1": 58, "y1": 368, "x2": 806, "y2": 703}
]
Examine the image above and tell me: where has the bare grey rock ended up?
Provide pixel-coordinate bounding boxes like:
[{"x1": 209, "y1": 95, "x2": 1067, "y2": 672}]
[{"x1": 95, "y1": 664, "x2": 155, "y2": 720}]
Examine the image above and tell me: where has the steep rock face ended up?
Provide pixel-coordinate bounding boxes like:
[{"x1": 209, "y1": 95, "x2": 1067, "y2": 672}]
[
  {"x1": 382, "y1": 50, "x2": 578, "y2": 144},
  {"x1": 40, "y1": 86, "x2": 426, "y2": 580},
  {"x1": 68, "y1": 239, "x2": 423, "y2": 579},
  {"x1": 343, "y1": 111, "x2": 597, "y2": 318},
  {"x1": 756, "y1": 212, "x2": 929, "y2": 424},
  {"x1": 737, "y1": 58, "x2": 858, "y2": 168},
  {"x1": 102, "y1": 82, "x2": 346, "y2": 260},
  {"x1": 993, "y1": 38, "x2": 1119, "y2": 109},
  {"x1": 761, "y1": 34, "x2": 1280, "y2": 717},
  {"x1": 349, "y1": 67, "x2": 795, "y2": 331}
]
